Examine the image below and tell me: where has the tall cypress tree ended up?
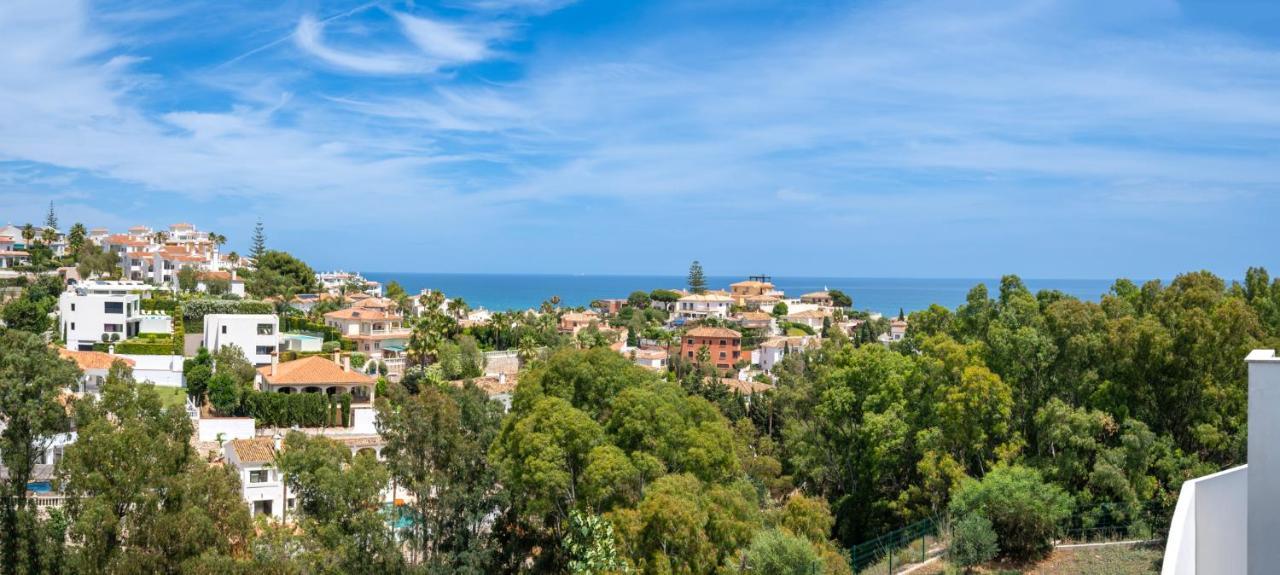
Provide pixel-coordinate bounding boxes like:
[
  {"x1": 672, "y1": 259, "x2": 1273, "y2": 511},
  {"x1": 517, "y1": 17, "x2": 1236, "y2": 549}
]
[
  {"x1": 44, "y1": 201, "x2": 57, "y2": 230},
  {"x1": 250, "y1": 219, "x2": 266, "y2": 262},
  {"x1": 687, "y1": 260, "x2": 707, "y2": 294}
]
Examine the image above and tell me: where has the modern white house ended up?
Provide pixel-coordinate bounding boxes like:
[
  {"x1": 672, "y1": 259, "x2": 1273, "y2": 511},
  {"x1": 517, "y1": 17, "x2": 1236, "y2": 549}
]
[
  {"x1": 753, "y1": 336, "x2": 817, "y2": 373},
  {"x1": 629, "y1": 348, "x2": 668, "y2": 371},
  {"x1": 58, "y1": 284, "x2": 148, "y2": 351},
  {"x1": 1161, "y1": 349, "x2": 1280, "y2": 575},
  {"x1": 203, "y1": 313, "x2": 280, "y2": 365}
]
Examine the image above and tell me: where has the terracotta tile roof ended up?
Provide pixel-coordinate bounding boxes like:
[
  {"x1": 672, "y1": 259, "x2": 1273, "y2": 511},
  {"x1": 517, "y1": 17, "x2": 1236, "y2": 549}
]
[
  {"x1": 324, "y1": 308, "x2": 398, "y2": 321},
  {"x1": 760, "y1": 336, "x2": 816, "y2": 349},
  {"x1": 731, "y1": 280, "x2": 774, "y2": 288},
  {"x1": 127, "y1": 226, "x2": 150, "y2": 232},
  {"x1": 686, "y1": 326, "x2": 742, "y2": 338},
  {"x1": 0, "y1": 250, "x2": 29, "y2": 257},
  {"x1": 561, "y1": 311, "x2": 599, "y2": 322},
  {"x1": 719, "y1": 378, "x2": 774, "y2": 394},
  {"x1": 197, "y1": 271, "x2": 232, "y2": 281},
  {"x1": 632, "y1": 348, "x2": 668, "y2": 360},
  {"x1": 788, "y1": 309, "x2": 831, "y2": 319},
  {"x1": 229, "y1": 437, "x2": 276, "y2": 464},
  {"x1": 679, "y1": 293, "x2": 734, "y2": 302},
  {"x1": 58, "y1": 348, "x2": 135, "y2": 371},
  {"x1": 736, "y1": 311, "x2": 773, "y2": 321},
  {"x1": 744, "y1": 294, "x2": 781, "y2": 303},
  {"x1": 258, "y1": 356, "x2": 374, "y2": 386}
]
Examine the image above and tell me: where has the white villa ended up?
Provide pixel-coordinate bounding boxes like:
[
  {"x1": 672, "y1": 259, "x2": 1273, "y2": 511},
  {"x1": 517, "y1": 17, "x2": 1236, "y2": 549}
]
[
  {"x1": 58, "y1": 281, "x2": 158, "y2": 350},
  {"x1": 676, "y1": 292, "x2": 734, "y2": 320}
]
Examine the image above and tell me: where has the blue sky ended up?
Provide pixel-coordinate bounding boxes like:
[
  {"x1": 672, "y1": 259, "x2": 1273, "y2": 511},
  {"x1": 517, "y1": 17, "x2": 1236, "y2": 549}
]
[{"x1": 1, "y1": 0, "x2": 1278, "y2": 279}]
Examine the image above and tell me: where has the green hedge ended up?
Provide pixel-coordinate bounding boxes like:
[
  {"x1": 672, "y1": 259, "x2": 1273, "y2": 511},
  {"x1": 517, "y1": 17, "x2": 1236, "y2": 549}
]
[
  {"x1": 141, "y1": 298, "x2": 178, "y2": 313},
  {"x1": 240, "y1": 391, "x2": 331, "y2": 428},
  {"x1": 182, "y1": 299, "x2": 274, "y2": 323},
  {"x1": 280, "y1": 317, "x2": 343, "y2": 342},
  {"x1": 92, "y1": 341, "x2": 174, "y2": 355}
]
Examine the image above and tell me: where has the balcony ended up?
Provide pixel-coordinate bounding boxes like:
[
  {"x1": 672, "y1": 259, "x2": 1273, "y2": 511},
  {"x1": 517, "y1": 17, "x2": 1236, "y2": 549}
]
[{"x1": 1161, "y1": 465, "x2": 1246, "y2": 575}]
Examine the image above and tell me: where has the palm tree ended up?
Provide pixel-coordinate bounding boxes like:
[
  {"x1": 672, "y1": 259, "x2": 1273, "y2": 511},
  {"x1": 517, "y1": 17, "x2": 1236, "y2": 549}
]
[
  {"x1": 152, "y1": 231, "x2": 168, "y2": 245},
  {"x1": 40, "y1": 226, "x2": 57, "y2": 246},
  {"x1": 447, "y1": 297, "x2": 469, "y2": 320},
  {"x1": 227, "y1": 251, "x2": 240, "y2": 266},
  {"x1": 20, "y1": 223, "x2": 35, "y2": 246}
]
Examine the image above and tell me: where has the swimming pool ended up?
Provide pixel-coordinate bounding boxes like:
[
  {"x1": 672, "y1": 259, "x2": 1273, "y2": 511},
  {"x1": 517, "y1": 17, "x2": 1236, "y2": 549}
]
[{"x1": 26, "y1": 482, "x2": 52, "y2": 493}]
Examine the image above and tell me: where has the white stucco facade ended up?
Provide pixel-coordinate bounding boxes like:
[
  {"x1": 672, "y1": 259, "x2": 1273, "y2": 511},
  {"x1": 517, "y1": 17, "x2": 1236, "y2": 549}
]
[{"x1": 203, "y1": 314, "x2": 279, "y2": 365}]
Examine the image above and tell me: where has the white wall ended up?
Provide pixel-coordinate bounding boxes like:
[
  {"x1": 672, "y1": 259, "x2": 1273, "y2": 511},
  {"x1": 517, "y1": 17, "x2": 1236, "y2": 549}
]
[
  {"x1": 139, "y1": 312, "x2": 172, "y2": 334},
  {"x1": 197, "y1": 417, "x2": 255, "y2": 442},
  {"x1": 1247, "y1": 350, "x2": 1280, "y2": 574},
  {"x1": 1162, "y1": 465, "x2": 1248, "y2": 575},
  {"x1": 117, "y1": 354, "x2": 184, "y2": 387},
  {"x1": 351, "y1": 407, "x2": 378, "y2": 434},
  {"x1": 203, "y1": 314, "x2": 279, "y2": 365}
]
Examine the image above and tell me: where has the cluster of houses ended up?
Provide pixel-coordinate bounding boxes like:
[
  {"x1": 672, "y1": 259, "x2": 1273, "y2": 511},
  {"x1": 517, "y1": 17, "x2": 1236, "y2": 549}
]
[
  {"x1": 28, "y1": 221, "x2": 912, "y2": 523},
  {"x1": 580, "y1": 277, "x2": 909, "y2": 385}
]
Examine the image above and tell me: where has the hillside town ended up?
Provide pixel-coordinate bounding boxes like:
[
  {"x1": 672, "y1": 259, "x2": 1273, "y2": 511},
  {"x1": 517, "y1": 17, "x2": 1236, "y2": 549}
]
[
  {"x1": 4, "y1": 210, "x2": 1274, "y2": 575},
  {"x1": 1, "y1": 214, "x2": 908, "y2": 527}
]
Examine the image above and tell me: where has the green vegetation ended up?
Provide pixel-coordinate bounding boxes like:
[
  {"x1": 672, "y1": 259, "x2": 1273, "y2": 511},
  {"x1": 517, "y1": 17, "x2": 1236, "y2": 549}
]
[{"x1": 688, "y1": 260, "x2": 707, "y2": 294}]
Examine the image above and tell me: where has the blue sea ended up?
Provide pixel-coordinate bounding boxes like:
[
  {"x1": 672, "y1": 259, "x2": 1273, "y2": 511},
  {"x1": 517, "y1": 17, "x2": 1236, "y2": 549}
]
[{"x1": 363, "y1": 273, "x2": 1121, "y2": 315}]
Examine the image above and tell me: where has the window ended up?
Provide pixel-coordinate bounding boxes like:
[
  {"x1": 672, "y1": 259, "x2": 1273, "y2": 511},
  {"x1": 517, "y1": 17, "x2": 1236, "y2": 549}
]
[
  {"x1": 221, "y1": 326, "x2": 227, "y2": 334},
  {"x1": 103, "y1": 301, "x2": 123, "y2": 314},
  {"x1": 257, "y1": 323, "x2": 274, "y2": 335},
  {"x1": 256, "y1": 346, "x2": 274, "y2": 356},
  {"x1": 687, "y1": 338, "x2": 694, "y2": 345},
  {"x1": 252, "y1": 500, "x2": 273, "y2": 517},
  {"x1": 719, "y1": 339, "x2": 726, "y2": 346},
  {"x1": 103, "y1": 323, "x2": 122, "y2": 333},
  {"x1": 70, "y1": 322, "x2": 75, "y2": 330},
  {"x1": 688, "y1": 351, "x2": 694, "y2": 358},
  {"x1": 70, "y1": 303, "x2": 75, "y2": 312},
  {"x1": 719, "y1": 352, "x2": 726, "y2": 359},
  {"x1": 249, "y1": 470, "x2": 269, "y2": 483}
]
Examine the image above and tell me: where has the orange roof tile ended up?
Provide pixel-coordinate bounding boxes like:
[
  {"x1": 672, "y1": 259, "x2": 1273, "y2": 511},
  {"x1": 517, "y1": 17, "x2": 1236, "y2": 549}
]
[
  {"x1": 58, "y1": 349, "x2": 135, "y2": 371},
  {"x1": 229, "y1": 437, "x2": 276, "y2": 464},
  {"x1": 719, "y1": 378, "x2": 774, "y2": 394},
  {"x1": 686, "y1": 326, "x2": 742, "y2": 338},
  {"x1": 258, "y1": 356, "x2": 374, "y2": 386},
  {"x1": 324, "y1": 308, "x2": 399, "y2": 321}
]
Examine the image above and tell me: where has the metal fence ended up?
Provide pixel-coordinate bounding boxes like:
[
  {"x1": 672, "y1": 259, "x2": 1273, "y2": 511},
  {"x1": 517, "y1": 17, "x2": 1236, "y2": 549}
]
[{"x1": 849, "y1": 516, "x2": 943, "y2": 574}]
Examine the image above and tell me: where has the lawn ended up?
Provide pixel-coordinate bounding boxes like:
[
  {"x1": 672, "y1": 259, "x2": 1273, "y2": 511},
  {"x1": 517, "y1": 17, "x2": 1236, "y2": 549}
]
[
  {"x1": 154, "y1": 386, "x2": 188, "y2": 409},
  {"x1": 890, "y1": 543, "x2": 1161, "y2": 575}
]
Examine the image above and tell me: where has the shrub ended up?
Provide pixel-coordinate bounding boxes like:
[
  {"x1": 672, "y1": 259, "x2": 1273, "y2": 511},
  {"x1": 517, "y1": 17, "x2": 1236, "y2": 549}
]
[
  {"x1": 181, "y1": 299, "x2": 273, "y2": 323},
  {"x1": 240, "y1": 391, "x2": 329, "y2": 428},
  {"x1": 950, "y1": 514, "x2": 999, "y2": 572},
  {"x1": 141, "y1": 298, "x2": 178, "y2": 313},
  {"x1": 339, "y1": 393, "x2": 352, "y2": 427},
  {"x1": 186, "y1": 364, "x2": 212, "y2": 406},
  {"x1": 112, "y1": 341, "x2": 174, "y2": 355},
  {"x1": 745, "y1": 528, "x2": 819, "y2": 575},
  {"x1": 171, "y1": 305, "x2": 185, "y2": 355},
  {"x1": 949, "y1": 465, "x2": 1073, "y2": 561},
  {"x1": 208, "y1": 372, "x2": 240, "y2": 416}
]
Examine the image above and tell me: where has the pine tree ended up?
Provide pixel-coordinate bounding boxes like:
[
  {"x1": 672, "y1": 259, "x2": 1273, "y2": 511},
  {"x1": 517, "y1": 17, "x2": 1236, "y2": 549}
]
[
  {"x1": 898, "y1": 307, "x2": 905, "y2": 321},
  {"x1": 687, "y1": 260, "x2": 707, "y2": 294},
  {"x1": 45, "y1": 201, "x2": 57, "y2": 230},
  {"x1": 250, "y1": 219, "x2": 266, "y2": 262}
]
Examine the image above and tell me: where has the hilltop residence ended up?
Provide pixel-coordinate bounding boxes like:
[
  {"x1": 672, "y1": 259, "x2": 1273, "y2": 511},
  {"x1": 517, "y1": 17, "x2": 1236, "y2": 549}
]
[
  {"x1": 681, "y1": 326, "x2": 743, "y2": 371},
  {"x1": 676, "y1": 292, "x2": 734, "y2": 320},
  {"x1": 323, "y1": 307, "x2": 410, "y2": 375},
  {"x1": 257, "y1": 354, "x2": 375, "y2": 406},
  {"x1": 58, "y1": 282, "x2": 155, "y2": 350},
  {"x1": 799, "y1": 291, "x2": 834, "y2": 306},
  {"x1": 559, "y1": 310, "x2": 601, "y2": 335},
  {"x1": 787, "y1": 309, "x2": 832, "y2": 331},
  {"x1": 224, "y1": 437, "x2": 288, "y2": 520},
  {"x1": 630, "y1": 348, "x2": 669, "y2": 371}
]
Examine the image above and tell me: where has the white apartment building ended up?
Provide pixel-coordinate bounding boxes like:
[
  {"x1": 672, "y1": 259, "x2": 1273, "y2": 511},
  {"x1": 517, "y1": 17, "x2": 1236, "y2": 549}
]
[
  {"x1": 59, "y1": 283, "x2": 151, "y2": 351},
  {"x1": 316, "y1": 271, "x2": 383, "y2": 297},
  {"x1": 676, "y1": 293, "x2": 734, "y2": 320},
  {"x1": 203, "y1": 314, "x2": 280, "y2": 365}
]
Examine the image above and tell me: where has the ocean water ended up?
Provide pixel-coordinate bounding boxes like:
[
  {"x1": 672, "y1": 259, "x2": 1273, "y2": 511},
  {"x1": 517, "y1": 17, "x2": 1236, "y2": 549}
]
[{"x1": 363, "y1": 273, "x2": 1120, "y2": 315}]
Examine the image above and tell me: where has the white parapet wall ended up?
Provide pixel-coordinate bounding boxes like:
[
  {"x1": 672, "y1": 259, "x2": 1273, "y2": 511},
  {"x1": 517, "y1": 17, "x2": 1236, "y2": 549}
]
[
  {"x1": 198, "y1": 417, "x2": 256, "y2": 442},
  {"x1": 117, "y1": 354, "x2": 185, "y2": 387},
  {"x1": 1247, "y1": 349, "x2": 1280, "y2": 574},
  {"x1": 1161, "y1": 465, "x2": 1248, "y2": 575}
]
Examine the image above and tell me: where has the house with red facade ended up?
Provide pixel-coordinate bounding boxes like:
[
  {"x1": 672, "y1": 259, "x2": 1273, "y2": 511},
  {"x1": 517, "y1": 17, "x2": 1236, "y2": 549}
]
[{"x1": 680, "y1": 326, "x2": 743, "y2": 370}]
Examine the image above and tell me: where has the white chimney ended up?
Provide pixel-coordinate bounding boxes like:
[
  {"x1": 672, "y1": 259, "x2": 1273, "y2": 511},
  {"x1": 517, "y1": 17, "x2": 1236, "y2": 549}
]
[
  {"x1": 332, "y1": 350, "x2": 340, "y2": 365},
  {"x1": 108, "y1": 344, "x2": 115, "y2": 355},
  {"x1": 498, "y1": 372, "x2": 506, "y2": 386},
  {"x1": 272, "y1": 432, "x2": 283, "y2": 452},
  {"x1": 342, "y1": 356, "x2": 351, "y2": 372},
  {"x1": 270, "y1": 352, "x2": 278, "y2": 378},
  {"x1": 1247, "y1": 349, "x2": 1280, "y2": 572}
]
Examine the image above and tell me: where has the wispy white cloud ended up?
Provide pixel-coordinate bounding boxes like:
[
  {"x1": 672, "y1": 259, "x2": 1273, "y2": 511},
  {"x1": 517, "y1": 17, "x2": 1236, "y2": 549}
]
[
  {"x1": 449, "y1": 0, "x2": 578, "y2": 15},
  {"x1": 293, "y1": 14, "x2": 430, "y2": 75},
  {"x1": 395, "y1": 13, "x2": 506, "y2": 64}
]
